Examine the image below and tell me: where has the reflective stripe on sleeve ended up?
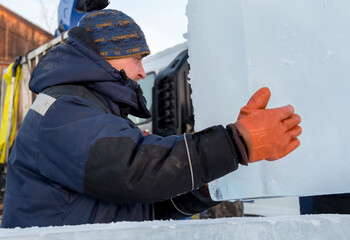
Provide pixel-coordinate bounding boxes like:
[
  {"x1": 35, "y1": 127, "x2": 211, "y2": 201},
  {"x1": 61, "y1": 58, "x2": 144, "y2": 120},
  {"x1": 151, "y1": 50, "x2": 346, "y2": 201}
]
[
  {"x1": 184, "y1": 133, "x2": 195, "y2": 191},
  {"x1": 30, "y1": 93, "x2": 56, "y2": 116}
]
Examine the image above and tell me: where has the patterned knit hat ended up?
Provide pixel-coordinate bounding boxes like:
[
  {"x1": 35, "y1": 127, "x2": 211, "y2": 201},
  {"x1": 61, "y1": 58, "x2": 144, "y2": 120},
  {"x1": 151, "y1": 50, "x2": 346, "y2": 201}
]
[{"x1": 78, "y1": 9, "x2": 150, "y2": 59}]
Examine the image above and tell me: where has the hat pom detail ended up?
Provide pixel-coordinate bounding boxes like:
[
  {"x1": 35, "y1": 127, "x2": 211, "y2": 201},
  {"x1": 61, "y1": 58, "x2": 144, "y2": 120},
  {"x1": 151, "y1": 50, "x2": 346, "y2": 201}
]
[{"x1": 85, "y1": 0, "x2": 110, "y2": 12}]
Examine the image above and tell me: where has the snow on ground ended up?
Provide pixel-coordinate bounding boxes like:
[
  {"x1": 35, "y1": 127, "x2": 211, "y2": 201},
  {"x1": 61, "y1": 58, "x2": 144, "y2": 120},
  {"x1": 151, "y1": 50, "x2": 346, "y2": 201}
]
[{"x1": 1, "y1": 215, "x2": 350, "y2": 240}]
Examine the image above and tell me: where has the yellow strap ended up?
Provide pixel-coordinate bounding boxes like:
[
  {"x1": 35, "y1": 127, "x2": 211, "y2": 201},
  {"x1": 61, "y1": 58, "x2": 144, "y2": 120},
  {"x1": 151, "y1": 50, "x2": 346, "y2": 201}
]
[{"x1": 0, "y1": 63, "x2": 22, "y2": 164}]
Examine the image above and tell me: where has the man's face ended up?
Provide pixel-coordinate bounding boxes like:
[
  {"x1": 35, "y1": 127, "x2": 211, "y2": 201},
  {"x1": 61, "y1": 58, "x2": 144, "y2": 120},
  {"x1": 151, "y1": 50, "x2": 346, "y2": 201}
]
[{"x1": 106, "y1": 55, "x2": 146, "y2": 82}]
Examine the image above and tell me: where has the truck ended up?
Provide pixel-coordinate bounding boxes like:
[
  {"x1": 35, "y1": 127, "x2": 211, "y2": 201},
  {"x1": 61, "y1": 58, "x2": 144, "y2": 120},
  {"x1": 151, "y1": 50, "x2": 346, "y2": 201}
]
[{"x1": 0, "y1": 0, "x2": 299, "y2": 219}]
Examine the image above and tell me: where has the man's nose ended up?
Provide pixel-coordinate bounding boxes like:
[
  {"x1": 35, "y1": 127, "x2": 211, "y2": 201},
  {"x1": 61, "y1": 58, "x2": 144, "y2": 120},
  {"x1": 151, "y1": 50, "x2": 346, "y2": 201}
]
[{"x1": 138, "y1": 63, "x2": 146, "y2": 79}]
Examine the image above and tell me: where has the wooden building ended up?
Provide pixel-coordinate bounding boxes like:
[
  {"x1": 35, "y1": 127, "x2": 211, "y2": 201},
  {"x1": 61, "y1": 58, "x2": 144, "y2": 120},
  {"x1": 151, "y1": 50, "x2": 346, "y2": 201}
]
[{"x1": 0, "y1": 4, "x2": 53, "y2": 75}]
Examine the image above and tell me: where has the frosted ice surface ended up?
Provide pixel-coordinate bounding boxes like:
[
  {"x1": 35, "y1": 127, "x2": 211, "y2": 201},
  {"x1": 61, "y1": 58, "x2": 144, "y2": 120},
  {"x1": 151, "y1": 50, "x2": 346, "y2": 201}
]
[
  {"x1": 1, "y1": 215, "x2": 350, "y2": 240},
  {"x1": 0, "y1": 215, "x2": 350, "y2": 240},
  {"x1": 186, "y1": 0, "x2": 350, "y2": 200}
]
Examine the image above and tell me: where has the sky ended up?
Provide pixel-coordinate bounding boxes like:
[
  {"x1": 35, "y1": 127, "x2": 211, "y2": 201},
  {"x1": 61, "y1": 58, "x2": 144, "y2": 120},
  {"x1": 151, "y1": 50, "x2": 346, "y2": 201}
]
[{"x1": 0, "y1": 0, "x2": 188, "y2": 54}]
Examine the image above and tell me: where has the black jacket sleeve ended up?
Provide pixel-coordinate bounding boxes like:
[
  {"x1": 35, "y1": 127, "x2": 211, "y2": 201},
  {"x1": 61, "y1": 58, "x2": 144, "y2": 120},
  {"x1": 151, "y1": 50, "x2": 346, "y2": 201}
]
[
  {"x1": 84, "y1": 125, "x2": 241, "y2": 205},
  {"x1": 153, "y1": 187, "x2": 219, "y2": 220}
]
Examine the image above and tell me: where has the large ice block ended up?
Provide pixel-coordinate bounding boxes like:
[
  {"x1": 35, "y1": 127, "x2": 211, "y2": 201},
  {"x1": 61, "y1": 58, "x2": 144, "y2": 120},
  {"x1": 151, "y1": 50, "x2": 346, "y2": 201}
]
[
  {"x1": 1, "y1": 215, "x2": 350, "y2": 240},
  {"x1": 186, "y1": 0, "x2": 350, "y2": 200}
]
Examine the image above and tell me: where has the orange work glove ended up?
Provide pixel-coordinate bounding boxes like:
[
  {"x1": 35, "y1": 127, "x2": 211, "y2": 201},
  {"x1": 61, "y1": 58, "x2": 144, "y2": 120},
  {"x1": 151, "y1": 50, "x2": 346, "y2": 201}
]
[
  {"x1": 237, "y1": 87, "x2": 271, "y2": 120},
  {"x1": 234, "y1": 87, "x2": 302, "y2": 163}
]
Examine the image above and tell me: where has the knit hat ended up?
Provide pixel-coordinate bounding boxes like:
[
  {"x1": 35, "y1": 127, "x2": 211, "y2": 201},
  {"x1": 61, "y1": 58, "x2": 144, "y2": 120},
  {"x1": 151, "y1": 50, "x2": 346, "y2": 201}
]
[{"x1": 78, "y1": 9, "x2": 150, "y2": 59}]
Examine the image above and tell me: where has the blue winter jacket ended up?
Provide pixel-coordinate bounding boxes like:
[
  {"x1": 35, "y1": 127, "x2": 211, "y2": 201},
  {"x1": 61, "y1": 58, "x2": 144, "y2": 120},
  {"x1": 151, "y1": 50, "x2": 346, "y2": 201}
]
[{"x1": 1, "y1": 28, "x2": 241, "y2": 228}]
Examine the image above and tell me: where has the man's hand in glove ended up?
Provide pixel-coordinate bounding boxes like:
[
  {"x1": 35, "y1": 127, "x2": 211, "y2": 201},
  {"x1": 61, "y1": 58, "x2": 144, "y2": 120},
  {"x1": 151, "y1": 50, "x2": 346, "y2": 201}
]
[{"x1": 233, "y1": 87, "x2": 302, "y2": 163}]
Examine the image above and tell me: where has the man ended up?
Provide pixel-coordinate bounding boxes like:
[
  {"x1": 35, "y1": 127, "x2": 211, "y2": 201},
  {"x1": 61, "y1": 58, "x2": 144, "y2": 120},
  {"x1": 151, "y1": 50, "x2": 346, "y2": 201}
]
[{"x1": 1, "y1": 5, "x2": 302, "y2": 228}]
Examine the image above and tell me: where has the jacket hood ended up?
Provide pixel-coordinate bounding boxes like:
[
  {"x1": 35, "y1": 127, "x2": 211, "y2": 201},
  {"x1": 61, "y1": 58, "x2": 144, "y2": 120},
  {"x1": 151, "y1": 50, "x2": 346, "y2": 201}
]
[{"x1": 29, "y1": 28, "x2": 151, "y2": 118}]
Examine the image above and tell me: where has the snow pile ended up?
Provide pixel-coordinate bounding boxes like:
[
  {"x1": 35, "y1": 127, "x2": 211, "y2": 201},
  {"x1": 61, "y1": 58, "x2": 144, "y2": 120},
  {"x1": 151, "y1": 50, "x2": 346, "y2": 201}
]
[
  {"x1": 1, "y1": 215, "x2": 350, "y2": 240},
  {"x1": 186, "y1": 0, "x2": 350, "y2": 200}
]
